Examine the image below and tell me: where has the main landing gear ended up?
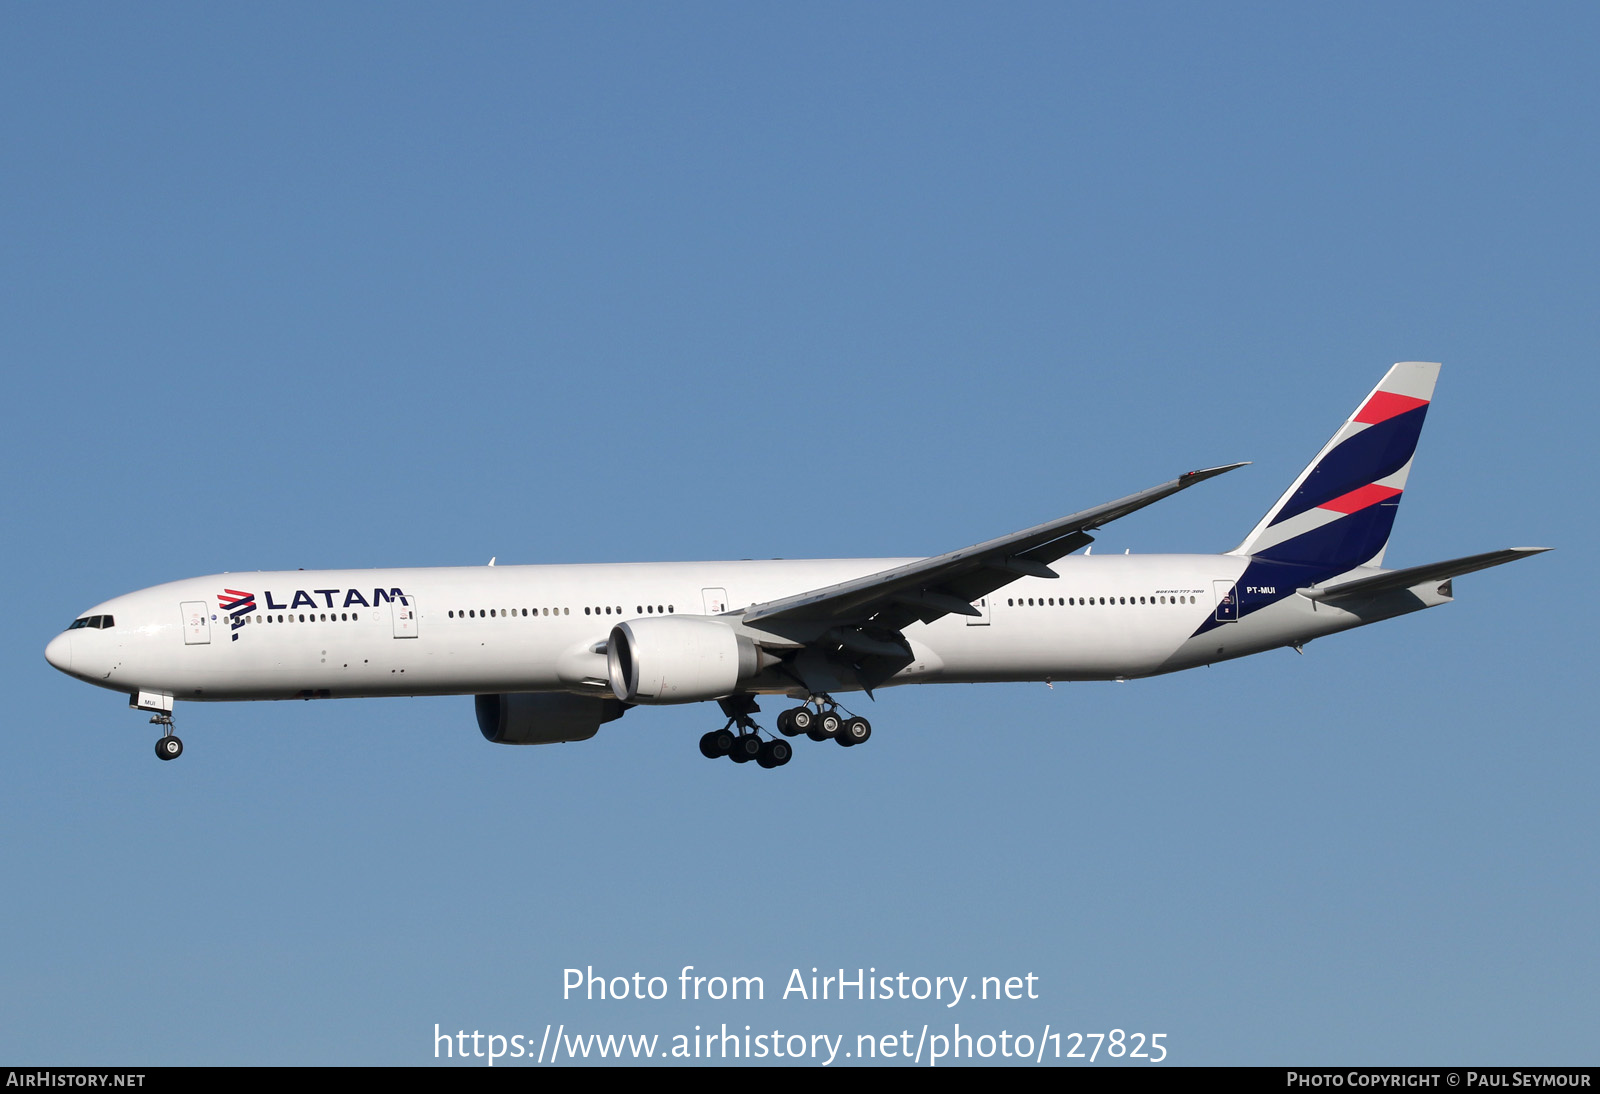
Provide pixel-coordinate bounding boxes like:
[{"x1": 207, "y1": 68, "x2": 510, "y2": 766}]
[
  {"x1": 698, "y1": 695, "x2": 871, "y2": 769},
  {"x1": 700, "y1": 695, "x2": 792, "y2": 769},
  {"x1": 152, "y1": 713, "x2": 183, "y2": 761},
  {"x1": 776, "y1": 699, "x2": 872, "y2": 748},
  {"x1": 698, "y1": 726, "x2": 793, "y2": 769}
]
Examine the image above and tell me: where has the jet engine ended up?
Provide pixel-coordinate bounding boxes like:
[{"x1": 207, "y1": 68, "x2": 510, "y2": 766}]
[
  {"x1": 475, "y1": 692, "x2": 627, "y2": 745},
  {"x1": 606, "y1": 617, "x2": 777, "y2": 705}
]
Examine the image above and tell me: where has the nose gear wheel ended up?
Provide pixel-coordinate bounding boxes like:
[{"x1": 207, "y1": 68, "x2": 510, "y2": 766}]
[{"x1": 151, "y1": 713, "x2": 183, "y2": 761}]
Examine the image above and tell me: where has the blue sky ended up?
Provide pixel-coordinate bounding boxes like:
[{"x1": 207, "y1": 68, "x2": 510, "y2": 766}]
[{"x1": 4, "y1": 3, "x2": 1595, "y2": 1065}]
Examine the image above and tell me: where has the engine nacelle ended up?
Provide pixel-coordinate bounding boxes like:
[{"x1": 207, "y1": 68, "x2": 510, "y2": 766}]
[
  {"x1": 475, "y1": 692, "x2": 626, "y2": 745},
  {"x1": 607, "y1": 617, "x2": 773, "y2": 705}
]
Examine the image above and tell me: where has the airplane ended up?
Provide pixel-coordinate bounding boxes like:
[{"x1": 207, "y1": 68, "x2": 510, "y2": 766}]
[{"x1": 45, "y1": 362, "x2": 1547, "y2": 767}]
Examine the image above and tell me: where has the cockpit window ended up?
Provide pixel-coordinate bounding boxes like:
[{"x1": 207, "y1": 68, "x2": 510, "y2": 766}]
[{"x1": 67, "y1": 615, "x2": 114, "y2": 630}]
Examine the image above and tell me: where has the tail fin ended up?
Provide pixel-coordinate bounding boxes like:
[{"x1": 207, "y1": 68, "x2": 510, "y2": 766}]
[{"x1": 1232, "y1": 362, "x2": 1439, "y2": 572}]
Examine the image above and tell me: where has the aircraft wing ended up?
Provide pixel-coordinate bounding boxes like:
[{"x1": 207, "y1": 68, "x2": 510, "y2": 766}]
[{"x1": 740, "y1": 462, "x2": 1248, "y2": 638}]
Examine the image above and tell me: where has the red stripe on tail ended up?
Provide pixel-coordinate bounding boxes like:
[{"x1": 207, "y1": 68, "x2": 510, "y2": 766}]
[
  {"x1": 1319, "y1": 483, "x2": 1402, "y2": 514},
  {"x1": 1354, "y1": 391, "x2": 1428, "y2": 425}
]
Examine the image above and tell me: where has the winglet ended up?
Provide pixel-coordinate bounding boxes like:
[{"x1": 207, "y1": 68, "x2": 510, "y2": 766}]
[{"x1": 1179, "y1": 461, "x2": 1250, "y2": 487}]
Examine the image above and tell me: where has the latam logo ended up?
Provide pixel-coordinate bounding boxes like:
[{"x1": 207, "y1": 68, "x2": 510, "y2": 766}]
[
  {"x1": 218, "y1": 588, "x2": 257, "y2": 641},
  {"x1": 262, "y1": 587, "x2": 409, "y2": 611},
  {"x1": 216, "y1": 587, "x2": 409, "y2": 642}
]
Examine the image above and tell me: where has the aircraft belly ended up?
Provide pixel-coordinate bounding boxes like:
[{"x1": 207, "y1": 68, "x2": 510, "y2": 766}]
[{"x1": 149, "y1": 626, "x2": 571, "y2": 701}]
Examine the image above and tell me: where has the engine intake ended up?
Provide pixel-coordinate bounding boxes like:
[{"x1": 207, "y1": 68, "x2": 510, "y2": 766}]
[{"x1": 607, "y1": 617, "x2": 774, "y2": 704}]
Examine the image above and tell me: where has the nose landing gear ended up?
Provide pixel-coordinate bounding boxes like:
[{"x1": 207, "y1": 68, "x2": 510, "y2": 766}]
[{"x1": 152, "y1": 713, "x2": 183, "y2": 761}]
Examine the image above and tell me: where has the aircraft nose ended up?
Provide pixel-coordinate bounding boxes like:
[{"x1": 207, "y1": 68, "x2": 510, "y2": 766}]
[{"x1": 45, "y1": 633, "x2": 73, "y2": 673}]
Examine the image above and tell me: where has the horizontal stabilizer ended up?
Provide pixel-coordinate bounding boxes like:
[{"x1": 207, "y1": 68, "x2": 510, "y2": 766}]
[{"x1": 1298, "y1": 547, "x2": 1551, "y2": 601}]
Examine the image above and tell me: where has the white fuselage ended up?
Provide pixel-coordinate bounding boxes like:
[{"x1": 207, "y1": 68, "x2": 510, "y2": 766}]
[{"x1": 45, "y1": 554, "x2": 1440, "y2": 705}]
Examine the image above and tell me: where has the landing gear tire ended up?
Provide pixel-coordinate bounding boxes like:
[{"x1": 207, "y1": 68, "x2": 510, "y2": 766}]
[
  {"x1": 808, "y1": 711, "x2": 842, "y2": 742},
  {"x1": 155, "y1": 735, "x2": 183, "y2": 761},
  {"x1": 783, "y1": 708, "x2": 812, "y2": 737},
  {"x1": 729, "y1": 734, "x2": 763, "y2": 763},
  {"x1": 838, "y1": 717, "x2": 872, "y2": 747},
  {"x1": 700, "y1": 729, "x2": 736, "y2": 759},
  {"x1": 757, "y1": 738, "x2": 793, "y2": 769}
]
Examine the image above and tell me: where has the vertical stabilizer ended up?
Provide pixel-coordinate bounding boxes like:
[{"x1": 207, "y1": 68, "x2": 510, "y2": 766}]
[{"x1": 1231, "y1": 362, "x2": 1439, "y2": 572}]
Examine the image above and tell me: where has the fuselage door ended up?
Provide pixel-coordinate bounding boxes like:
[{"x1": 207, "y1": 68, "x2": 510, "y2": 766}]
[
  {"x1": 702, "y1": 588, "x2": 729, "y2": 615},
  {"x1": 181, "y1": 601, "x2": 211, "y2": 645},
  {"x1": 1213, "y1": 581, "x2": 1239, "y2": 623},
  {"x1": 391, "y1": 596, "x2": 418, "y2": 638},
  {"x1": 966, "y1": 596, "x2": 992, "y2": 625}
]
